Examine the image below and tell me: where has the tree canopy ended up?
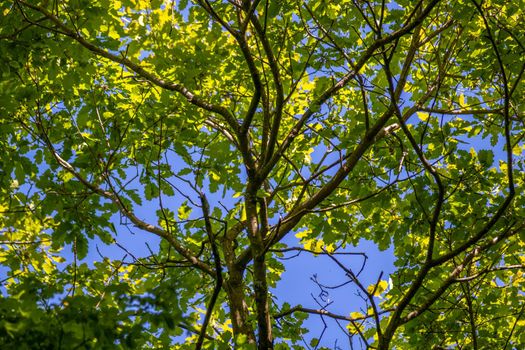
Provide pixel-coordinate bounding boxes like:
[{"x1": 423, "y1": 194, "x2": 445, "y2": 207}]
[{"x1": 1, "y1": 0, "x2": 524, "y2": 349}]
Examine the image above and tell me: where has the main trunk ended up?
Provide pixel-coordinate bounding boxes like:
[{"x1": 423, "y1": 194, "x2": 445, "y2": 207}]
[
  {"x1": 245, "y1": 192, "x2": 274, "y2": 349},
  {"x1": 224, "y1": 268, "x2": 256, "y2": 346}
]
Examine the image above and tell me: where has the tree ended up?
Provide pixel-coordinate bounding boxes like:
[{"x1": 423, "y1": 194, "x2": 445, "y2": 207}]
[{"x1": 1, "y1": 0, "x2": 524, "y2": 348}]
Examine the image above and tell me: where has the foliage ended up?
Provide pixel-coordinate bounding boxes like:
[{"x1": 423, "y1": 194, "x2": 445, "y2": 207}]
[{"x1": 1, "y1": 0, "x2": 525, "y2": 349}]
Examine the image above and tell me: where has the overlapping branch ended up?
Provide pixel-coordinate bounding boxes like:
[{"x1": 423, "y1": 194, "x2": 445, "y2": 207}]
[
  {"x1": 16, "y1": 0, "x2": 240, "y2": 133},
  {"x1": 32, "y1": 108, "x2": 215, "y2": 277}
]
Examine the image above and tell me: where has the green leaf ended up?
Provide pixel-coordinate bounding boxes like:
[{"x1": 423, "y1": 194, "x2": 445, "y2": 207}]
[
  {"x1": 177, "y1": 201, "x2": 192, "y2": 220},
  {"x1": 1, "y1": 1, "x2": 524, "y2": 349}
]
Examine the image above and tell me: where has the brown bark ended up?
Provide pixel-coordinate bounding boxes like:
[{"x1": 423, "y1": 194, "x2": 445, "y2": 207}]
[
  {"x1": 245, "y1": 192, "x2": 273, "y2": 350},
  {"x1": 224, "y1": 268, "x2": 256, "y2": 346}
]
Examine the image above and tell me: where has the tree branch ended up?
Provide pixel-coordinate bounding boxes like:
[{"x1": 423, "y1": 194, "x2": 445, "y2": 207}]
[
  {"x1": 17, "y1": 0, "x2": 240, "y2": 133},
  {"x1": 33, "y1": 110, "x2": 215, "y2": 277},
  {"x1": 195, "y1": 192, "x2": 223, "y2": 349}
]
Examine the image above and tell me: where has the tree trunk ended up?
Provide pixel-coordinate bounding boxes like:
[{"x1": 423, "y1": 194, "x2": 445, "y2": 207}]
[
  {"x1": 245, "y1": 193, "x2": 273, "y2": 349},
  {"x1": 224, "y1": 268, "x2": 256, "y2": 346}
]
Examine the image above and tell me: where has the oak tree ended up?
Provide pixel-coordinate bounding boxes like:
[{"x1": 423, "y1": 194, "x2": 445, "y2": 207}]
[{"x1": 1, "y1": 0, "x2": 524, "y2": 349}]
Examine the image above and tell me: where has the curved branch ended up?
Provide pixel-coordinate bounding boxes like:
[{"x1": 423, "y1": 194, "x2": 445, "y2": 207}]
[
  {"x1": 246, "y1": 12, "x2": 284, "y2": 168},
  {"x1": 195, "y1": 192, "x2": 223, "y2": 349},
  {"x1": 17, "y1": 0, "x2": 239, "y2": 133},
  {"x1": 402, "y1": 223, "x2": 522, "y2": 324},
  {"x1": 33, "y1": 110, "x2": 215, "y2": 277},
  {"x1": 258, "y1": 0, "x2": 442, "y2": 182},
  {"x1": 274, "y1": 305, "x2": 393, "y2": 322}
]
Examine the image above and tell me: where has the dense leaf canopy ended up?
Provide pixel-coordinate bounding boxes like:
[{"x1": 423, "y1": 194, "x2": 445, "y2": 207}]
[{"x1": 1, "y1": 0, "x2": 524, "y2": 349}]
